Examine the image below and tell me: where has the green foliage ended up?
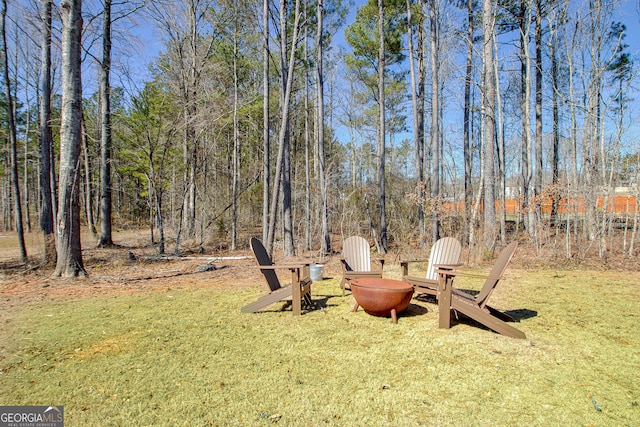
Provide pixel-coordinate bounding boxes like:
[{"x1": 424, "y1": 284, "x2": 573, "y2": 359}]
[
  {"x1": 606, "y1": 22, "x2": 634, "y2": 109},
  {"x1": 344, "y1": 0, "x2": 406, "y2": 66}
]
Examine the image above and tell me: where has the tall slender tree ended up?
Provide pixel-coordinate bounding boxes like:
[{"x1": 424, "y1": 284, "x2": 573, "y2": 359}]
[
  {"x1": 345, "y1": 0, "x2": 404, "y2": 253},
  {"x1": 98, "y1": 0, "x2": 113, "y2": 247},
  {"x1": 262, "y1": 0, "x2": 270, "y2": 244},
  {"x1": 427, "y1": 0, "x2": 440, "y2": 243},
  {"x1": 230, "y1": 0, "x2": 240, "y2": 251},
  {"x1": 1, "y1": 0, "x2": 27, "y2": 262},
  {"x1": 534, "y1": 0, "x2": 543, "y2": 216},
  {"x1": 376, "y1": 0, "x2": 387, "y2": 253},
  {"x1": 316, "y1": 0, "x2": 331, "y2": 254},
  {"x1": 518, "y1": 0, "x2": 534, "y2": 235},
  {"x1": 548, "y1": 1, "x2": 561, "y2": 222},
  {"x1": 266, "y1": 0, "x2": 302, "y2": 256},
  {"x1": 407, "y1": 0, "x2": 426, "y2": 248},
  {"x1": 463, "y1": 0, "x2": 474, "y2": 246},
  {"x1": 481, "y1": 0, "x2": 497, "y2": 250},
  {"x1": 54, "y1": 0, "x2": 86, "y2": 277},
  {"x1": 39, "y1": 0, "x2": 56, "y2": 264}
]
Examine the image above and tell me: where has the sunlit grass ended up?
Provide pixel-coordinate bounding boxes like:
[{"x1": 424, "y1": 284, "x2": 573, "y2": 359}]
[{"x1": 1, "y1": 270, "x2": 639, "y2": 426}]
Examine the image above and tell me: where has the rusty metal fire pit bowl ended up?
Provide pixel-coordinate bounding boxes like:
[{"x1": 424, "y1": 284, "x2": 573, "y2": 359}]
[{"x1": 350, "y1": 278, "x2": 414, "y2": 323}]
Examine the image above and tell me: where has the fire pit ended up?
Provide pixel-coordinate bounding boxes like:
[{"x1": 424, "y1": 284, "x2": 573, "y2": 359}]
[{"x1": 350, "y1": 278, "x2": 414, "y2": 323}]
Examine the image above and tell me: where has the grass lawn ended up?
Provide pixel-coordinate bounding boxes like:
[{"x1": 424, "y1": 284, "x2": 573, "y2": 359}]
[{"x1": 1, "y1": 266, "x2": 639, "y2": 426}]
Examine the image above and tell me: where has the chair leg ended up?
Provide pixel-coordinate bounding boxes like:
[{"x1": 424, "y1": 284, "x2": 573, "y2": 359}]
[
  {"x1": 454, "y1": 303, "x2": 526, "y2": 339},
  {"x1": 303, "y1": 293, "x2": 315, "y2": 310},
  {"x1": 438, "y1": 272, "x2": 453, "y2": 329},
  {"x1": 291, "y1": 270, "x2": 302, "y2": 316}
]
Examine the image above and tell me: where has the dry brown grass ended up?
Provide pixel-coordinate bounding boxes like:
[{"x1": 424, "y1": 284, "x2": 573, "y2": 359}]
[{"x1": 0, "y1": 231, "x2": 639, "y2": 426}]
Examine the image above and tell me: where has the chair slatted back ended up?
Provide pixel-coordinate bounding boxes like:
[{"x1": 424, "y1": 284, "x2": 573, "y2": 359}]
[
  {"x1": 250, "y1": 237, "x2": 281, "y2": 292},
  {"x1": 425, "y1": 237, "x2": 462, "y2": 282},
  {"x1": 475, "y1": 242, "x2": 518, "y2": 308},
  {"x1": 342, "y1": 236, "x2": 371, "y2": 272}
]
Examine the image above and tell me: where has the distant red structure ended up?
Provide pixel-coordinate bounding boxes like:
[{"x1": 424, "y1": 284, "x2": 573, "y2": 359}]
[{"x1": 444, "y1": 195, "x2": 639, "y2": 216}]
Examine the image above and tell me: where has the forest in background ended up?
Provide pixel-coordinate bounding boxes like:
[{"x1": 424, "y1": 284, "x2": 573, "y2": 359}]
[{"x1": 0, "y1": 0, "x2": 639, "y2": 276}]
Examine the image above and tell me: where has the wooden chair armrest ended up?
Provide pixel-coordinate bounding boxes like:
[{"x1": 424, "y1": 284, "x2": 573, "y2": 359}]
[
  {"x1": 400, "y1": 258, "x2": 429, "y2": 276},
  {"x1": 434, "y1": 267, "x2": 503, "y2": 281},
  {"x1": 400, "y1": 258, "x2": 430, "y2": 266},
  {"x1": 259, "y1": 262, "x2": 310, "y2": 271},
  {"x1": 433, "y1": 263, "x2": 463, "y2": 270}
]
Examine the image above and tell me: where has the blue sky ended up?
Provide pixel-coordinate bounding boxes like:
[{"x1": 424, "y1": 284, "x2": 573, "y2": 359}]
[{"x1": 119, "y1": 0, "x2": 640, "y2": 152}]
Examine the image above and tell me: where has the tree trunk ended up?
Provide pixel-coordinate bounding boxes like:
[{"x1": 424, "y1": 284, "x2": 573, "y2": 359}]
[
  {"x1": 81, "y1": 117, "x2": 96, "y2": 238},
  {"x1": 494, "y1": 33, "x2": 506, "y2": 244},
  {"x1": 519, "y1": 0, "x2": 534, "y2": 236},
  {"x1": 266, "y1": 0, "x2": 301, "y2": 257},
  {"x1": 463, "y1": 0, "x2": 473, "y2": 246},
  {"x1": 377, "y1": 0, "x2": 387, "y2": 254},
  {"x1": 23, "y1": 86, "x2": 32, "y2": 234},
  {"x1": 534, "y1": 0, "x2": 543, "y2": 222},
  {"x1": 304, "y1": 14, "x2": 311, "y2": 252},
  {"x1": 231, "y1": 1, "x2": 239, "y2": 251},
  {"x1": 262, "y1": 0, "x2": 270, "y2": 244},
  {"x1": 549, "y1": 12, "x2": 560, "y2": 222},
  {"x1": 428, "y1": 0, "x2": 440, "y2": 244},
  {"x1": 584, "y1": 0, "x2": 602, "y2": 245},
  {"x1": 39, "y1": 0, "x2": 56, "y2": 265},
  {"x1": 54, "y1": 0, "x2": 86, "y2": 277},
  {"x1": 482, "y1": 0, "x2": 497, "y2": 250},
  {"x1": 407, "y1": 0, "x2": 426, "y2": 248},
  {"x1": 316, "y1": 0, "x2": 330, "y2": 255},
  {"x1": 98, "y1": 0, "x2": 113, "y2": 247},
  {"x1": 1, "y1": 0, "x2": 27, "y2": 262}
]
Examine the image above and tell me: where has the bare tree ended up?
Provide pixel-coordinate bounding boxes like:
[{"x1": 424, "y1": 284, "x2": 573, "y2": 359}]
[
  {"x1": 547, "y1": 0, "x2": 561, "y2": 222},
  {"x1": 534, "y1": 0, "x2": 543, "y2": 222},
  {"x1": 98, "y1": 0, "x2": 113, "y2": 247},
  {"x1": 427, "y1": 0, "x2": 440, "y2": 243},
  {"x1": 317, "y1": 0, "x2": 331, "y2": 254},
  {"x1": 1, "y1": 0, "x2": 27, "y2": 262},
  {"x1": 407, "y1": 0, "x2": 427, "y2": 248},
  {"x1": 482, "y1": 0, "x2": 497, "y2": 249},
  {"x1": 54, "y1": 0, "x2": 85, "y2": 277},
  {"x1": 262, "y1": 0, "x2": 270, "y2": 244},
  {"x1": 518, "y1": 0, "x2": 534, "y2": 235},
  {"x1": 230, "y1": 0, "x2": 240, "y2": 251},
  {"x1": 39, "y1": 0, "x2": 56, "y2": 265},
  {"x1": 266, "y1": 0, "x2": 302, "y2": 257},
  {"x1": 463, "y1": 0, "x2": 474, "y2": 246},
  {"x1": 377, "y1": 0, "x2": 387, "y2": 253},
  {"x1": 304, "y1": 4, "x2": 311, "y2": 252}
]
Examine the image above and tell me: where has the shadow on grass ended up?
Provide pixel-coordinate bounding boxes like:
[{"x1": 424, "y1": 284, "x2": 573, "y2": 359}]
[
  {"x1": 451, "y1": 308, "x2": 537, "y2": 335},
  {"x1": 311, "y1": 293, "x2": 341, "y2": 310},
  {"x1": 504, "y1": 308, "x2": 538, "y2": 321},
  {"x1": 412, "y1": 291, "x2": 538, "y2": 323},
  {"x1": 243, "y1": 292, "x2": 341, "y2": 315},
  {"x1": 400, "y1": 303, "x2": 429, "y2": 318}
]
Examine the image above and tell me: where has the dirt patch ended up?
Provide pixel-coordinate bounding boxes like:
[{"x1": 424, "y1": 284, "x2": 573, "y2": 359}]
[
  {"x1": 1, "y1": 229, "x2": 634, "y2": 307},
  {"x1": 1, "y1": 258, "x2": 253, "y2": 300},
  {"x1": 0, "y1": 230, "x2": 265, "y2": 311},
  {"x1": 0, "y1": 231, "x2": 343, "y2": 308}
]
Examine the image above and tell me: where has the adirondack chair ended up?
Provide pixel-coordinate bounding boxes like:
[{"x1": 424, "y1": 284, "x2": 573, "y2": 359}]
[
  {"x1": 241, "y1": 237, "x2": 314, "y2": 316},
  {"x1": 339, "y1": 236, "x2": 384, "y2": 295},
  {"x1": 435, "y1": 242, "x2": 526, "y2": 339},
  {"x1": 401, "y1": 237, "x2": 462, "y2": 297}
]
